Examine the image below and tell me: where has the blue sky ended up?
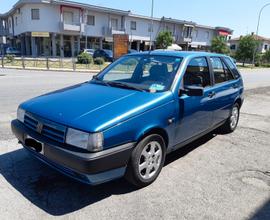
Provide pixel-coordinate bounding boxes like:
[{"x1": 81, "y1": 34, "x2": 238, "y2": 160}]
[{"x1": 1, "y1": 0, "x2": 270, "y2": 37}]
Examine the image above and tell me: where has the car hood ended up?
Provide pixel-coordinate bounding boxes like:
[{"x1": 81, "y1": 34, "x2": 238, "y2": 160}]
[{"x1": 21, "y1": 82, "x2": 173, "y2": 132}]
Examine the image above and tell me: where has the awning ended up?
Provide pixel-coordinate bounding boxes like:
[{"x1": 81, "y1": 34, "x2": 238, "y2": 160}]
[
  {"x1": 218, "y1": 31, "x2": 229, "y2": 36},
  {"x1": 167, "y1": 44, "x2": 182, "y2": 51}
]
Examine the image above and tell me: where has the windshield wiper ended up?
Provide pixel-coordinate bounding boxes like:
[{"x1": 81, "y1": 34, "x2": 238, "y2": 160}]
[
  {"x1": 107, "y1": 81, "x2": 145, "y2": 92},
  {"x1": 91, "y1": 76, "x2": 111, "y2": 87}
]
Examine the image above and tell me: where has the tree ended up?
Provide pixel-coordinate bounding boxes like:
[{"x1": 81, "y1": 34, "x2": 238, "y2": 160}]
[
  {"x1": 262, "y1": 49, "x2": 270, "y2": 64},
  {"x1": 235, "y1": 35, "x2": 259, "y2": 66},
  {"x1": 156, "y1": 31, "x2": 173, "y2": 49},
  {"x1": 211, "y1": 36, "x2": 229, "y2": 54}
]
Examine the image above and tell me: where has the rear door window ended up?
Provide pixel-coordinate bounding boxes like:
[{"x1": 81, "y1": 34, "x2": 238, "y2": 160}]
[{"x1": 210, "y1": 57, "x2": 235, "y2": 84}]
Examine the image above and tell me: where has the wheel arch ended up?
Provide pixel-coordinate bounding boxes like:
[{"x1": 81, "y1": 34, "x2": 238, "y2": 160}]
[
  {"x1": 135, "y1": 127, "x2": 169, "y2": 149},
  {"x1": 234, "y1": 97, "x2": 243, "y2": 108}
]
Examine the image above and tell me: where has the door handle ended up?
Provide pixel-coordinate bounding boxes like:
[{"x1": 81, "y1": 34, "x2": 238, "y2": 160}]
[{"x1": 208, "y1": 91, "x2": 216, "y2": 98}]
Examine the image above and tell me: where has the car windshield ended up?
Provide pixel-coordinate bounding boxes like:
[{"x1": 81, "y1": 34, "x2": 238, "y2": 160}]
[
  {"x1": 104, "y1": 50, "x2": 113, "y2": 56},
  {"x1": 92, "y1": 55, "x2": 182, "y2": 92}
]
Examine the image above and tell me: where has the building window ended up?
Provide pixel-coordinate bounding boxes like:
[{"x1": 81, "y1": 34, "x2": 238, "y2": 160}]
[
  {"x1": 230, "y1": 44, "x2": 236, "y2": 50},
  {"x1": 184, "y1": 26, "x2": 193, "y2": 38},
  {"x1": 194, "y1": 30, "x2": 198, "y2": 38},
  {"x1": 130, "y1": 21, "x2": 136, "y2": 30},
  {"x1": 111, "y1": 18, "x2": 118, "y2": 30},
  {"x1": 87, "y1": 15, "x2": 95, "y2": 26},
  {"x1": 15, "y1": 17, "x2": 18, "y2": 26},
  {"x1": 148, "y1": 23, "x2": 153, "y2": 32},
  {"x1": 264, "y1": 44, "x2": 268, "y2": 50},
  {"x1": 63, "y1": 11, "x2": 74, "y2": 24},
  {"x1": 205, "y1": 31, "x2": 210, "y2": 39},
  {"x1": 31, "y1": 9, "x2": 40, "y2": 20}
]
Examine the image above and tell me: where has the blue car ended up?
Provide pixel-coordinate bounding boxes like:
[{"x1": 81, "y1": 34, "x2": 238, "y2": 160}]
[{"x1": 11, "y1": 51, "x2": 244, "y2": 187}]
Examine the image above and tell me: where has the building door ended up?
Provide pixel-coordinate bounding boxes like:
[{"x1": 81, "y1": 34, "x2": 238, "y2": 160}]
[{"x1": 63, "y1": 36, "x2": 71, "y2": 57}]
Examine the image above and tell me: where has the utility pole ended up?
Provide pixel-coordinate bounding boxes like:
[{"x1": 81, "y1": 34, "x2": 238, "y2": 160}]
[{"x1": 149, "y1": 0, "x2": 154, "y2": 51}]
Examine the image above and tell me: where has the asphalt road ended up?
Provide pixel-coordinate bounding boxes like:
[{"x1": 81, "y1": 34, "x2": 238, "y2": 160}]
[{"x1": 0, "y1": 68, "x2": 269, "y2": 220}]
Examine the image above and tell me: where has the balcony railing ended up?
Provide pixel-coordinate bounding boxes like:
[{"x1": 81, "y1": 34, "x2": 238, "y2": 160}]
[
  {"x1": 102, "y1": 27, "x2": 126, "y2": 36},
  {"x1": 176, "y1": 35, "x2": 192, "y2": 44},
  {"x1": 60, "y1": 22, "x2": 84, "y2": 32}
]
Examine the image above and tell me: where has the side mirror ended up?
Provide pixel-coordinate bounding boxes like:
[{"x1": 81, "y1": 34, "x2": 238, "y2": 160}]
[{"x1": 179, "y1": 86, "x2": 204, "y2": 97}]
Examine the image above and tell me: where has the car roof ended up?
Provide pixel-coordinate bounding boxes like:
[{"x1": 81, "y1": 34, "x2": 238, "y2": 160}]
[{"x1": 127, "y1": 51, "x2": 229, "y2": 59}]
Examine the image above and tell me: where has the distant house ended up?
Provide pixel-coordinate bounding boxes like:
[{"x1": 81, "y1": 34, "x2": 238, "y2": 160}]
[{"x1": 229, "y1": 34, "x2": 270, "y2": 54}]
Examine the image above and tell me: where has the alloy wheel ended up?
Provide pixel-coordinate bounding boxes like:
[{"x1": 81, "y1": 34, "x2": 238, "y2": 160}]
[{"x1": 138, "y1": 141, "x2": 162, "y2": 180}]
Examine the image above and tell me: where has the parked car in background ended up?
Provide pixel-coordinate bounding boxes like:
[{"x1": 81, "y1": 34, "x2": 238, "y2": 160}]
[
  {"x1": 6, "y1": 47, "x2": 21, "y2": 56},
  {"x1": 83, "y1": 49, "x2": 95, "y2": 56},
  {"x1": 12, "y1": 51, "x2": 244, "y2": 188},
  {"x1": 93, "y1": 49, "x2": 113, "y2": 62},
  {"x1": 128, "y1": 49, "x2": 138, "y2": 54}
]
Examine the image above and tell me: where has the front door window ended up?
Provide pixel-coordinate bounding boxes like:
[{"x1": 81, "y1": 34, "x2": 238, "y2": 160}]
[{"x1": 184, "y1": 57, "x2": 211, "y2": 88}]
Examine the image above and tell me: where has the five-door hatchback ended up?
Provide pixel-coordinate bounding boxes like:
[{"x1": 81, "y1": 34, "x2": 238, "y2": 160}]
[{"x1": 12, "y1": 51, "x2": 244, "y2": 187}]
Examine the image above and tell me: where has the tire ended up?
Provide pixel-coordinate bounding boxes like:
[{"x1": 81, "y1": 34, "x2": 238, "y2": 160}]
[
  {"x1": 125, "y1": 134, "x2": 166, "y2": 188},
  {"x1": 219, "y1": 103, "x2": 240, "y2": 133}
]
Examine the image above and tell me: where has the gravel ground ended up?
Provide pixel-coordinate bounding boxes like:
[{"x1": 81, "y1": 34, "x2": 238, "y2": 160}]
[{"x1": 0, "y1": 68, "x2": 269, "y2": 220}]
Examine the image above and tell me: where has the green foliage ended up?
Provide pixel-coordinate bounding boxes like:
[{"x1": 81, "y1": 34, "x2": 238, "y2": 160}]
[
  {"x1": 211, "y1": 36, "x2": 229, "y2": 54},
  {"x1": 254, "y1": 53, "x2": 263, "y2": 67},
  {"x1": 262, "y1": 50, "x2": 270, "y2": 63},
  {"x1": 235, "y1": 35, "x2": 259, "y2": 66},
  {"x1": 77, "y1": 52, "x2": 93, "y2": 64},
  {"x1": 5, "y1": 54, "x2": 14, "y2": 63},
  {"x1": 94, "y1": 57, "x2": 105, "y2": 65},
  {"x1": 156, "y1": 31, "x2": 174, "y2": 49}
]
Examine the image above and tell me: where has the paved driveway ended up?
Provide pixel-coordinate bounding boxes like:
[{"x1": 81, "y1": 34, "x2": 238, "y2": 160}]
[{"x1": 0, "y1": 68, "x2": 269, "y2": 220}]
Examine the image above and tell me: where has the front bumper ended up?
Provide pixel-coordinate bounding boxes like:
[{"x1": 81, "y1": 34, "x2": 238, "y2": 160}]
[{"x1": 11, "y1": 119, "x2": 135, "y2": 185}]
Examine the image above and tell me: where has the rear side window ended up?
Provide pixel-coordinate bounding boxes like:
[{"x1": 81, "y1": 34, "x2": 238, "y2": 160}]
[
  {"x1": 224, "y1": 57, "x2": 241, "y2": 79},
  {"x1": 210, "y1": 57, "x2": 234, "y2": 84},
  {"x1": 184, "y1": 57, "x2": 211, "y2": 88}
]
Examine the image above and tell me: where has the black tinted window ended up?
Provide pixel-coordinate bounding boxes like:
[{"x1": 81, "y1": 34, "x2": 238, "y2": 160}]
[
  {"x1": 94, "y1": 50, "x2": 100, "y2": 56},
  {"x1": 224, "y1": 57, "x2": 240, "y2": 79},
  {"x1": 210, "y1": 57, "x2": 234, "y2": 84},
  {"x1": 222, "y1": 62, "x2": 234, "y2": 81},
  {"x1": 184, "y1": 57, "x2": 211, "y2": 88}
]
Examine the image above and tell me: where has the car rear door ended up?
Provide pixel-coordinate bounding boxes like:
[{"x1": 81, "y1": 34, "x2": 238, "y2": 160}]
[
  {"x1": 174, "y1": 56, "x2": 215, "y2": 146},
  {"x1": 208, "y1": 56, "x2": 239, "y2": 126}
]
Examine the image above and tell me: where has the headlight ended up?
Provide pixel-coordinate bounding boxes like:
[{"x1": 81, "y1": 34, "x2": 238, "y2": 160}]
[
  {"x1": 17, "y1": 107, "x2": 25, "y2": 123},
  {"x1": 66, "y1": 128, "x2": 103, "y2": 152}
]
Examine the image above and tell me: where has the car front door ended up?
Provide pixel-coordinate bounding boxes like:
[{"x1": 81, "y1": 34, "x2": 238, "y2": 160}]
[
  {"x1": 173, "y1": 57, "x2": 215, "y2": 147},
  {"x1": 209, "y1": 57, "x2": 239, "y2": 125}
]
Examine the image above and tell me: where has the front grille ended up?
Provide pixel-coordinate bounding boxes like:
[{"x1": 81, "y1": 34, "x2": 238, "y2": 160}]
[
  {"x1": 24, "y1": 113, "x2": 66, "y2": 143},
  {"x1": 24, "y1": 114, "x2": 38, "y2": 130},
  {"x1": 42, "y1": 124, "x2": 65, "y2": 143}
]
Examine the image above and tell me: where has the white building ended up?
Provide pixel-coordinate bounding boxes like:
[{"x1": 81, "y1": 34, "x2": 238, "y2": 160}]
[
  {"x1": 0, "y1": 0, "x2": 233, "y2": 57},
  {"x1": 229, "y1": 34, "x2": 270, "y2": 54}
]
